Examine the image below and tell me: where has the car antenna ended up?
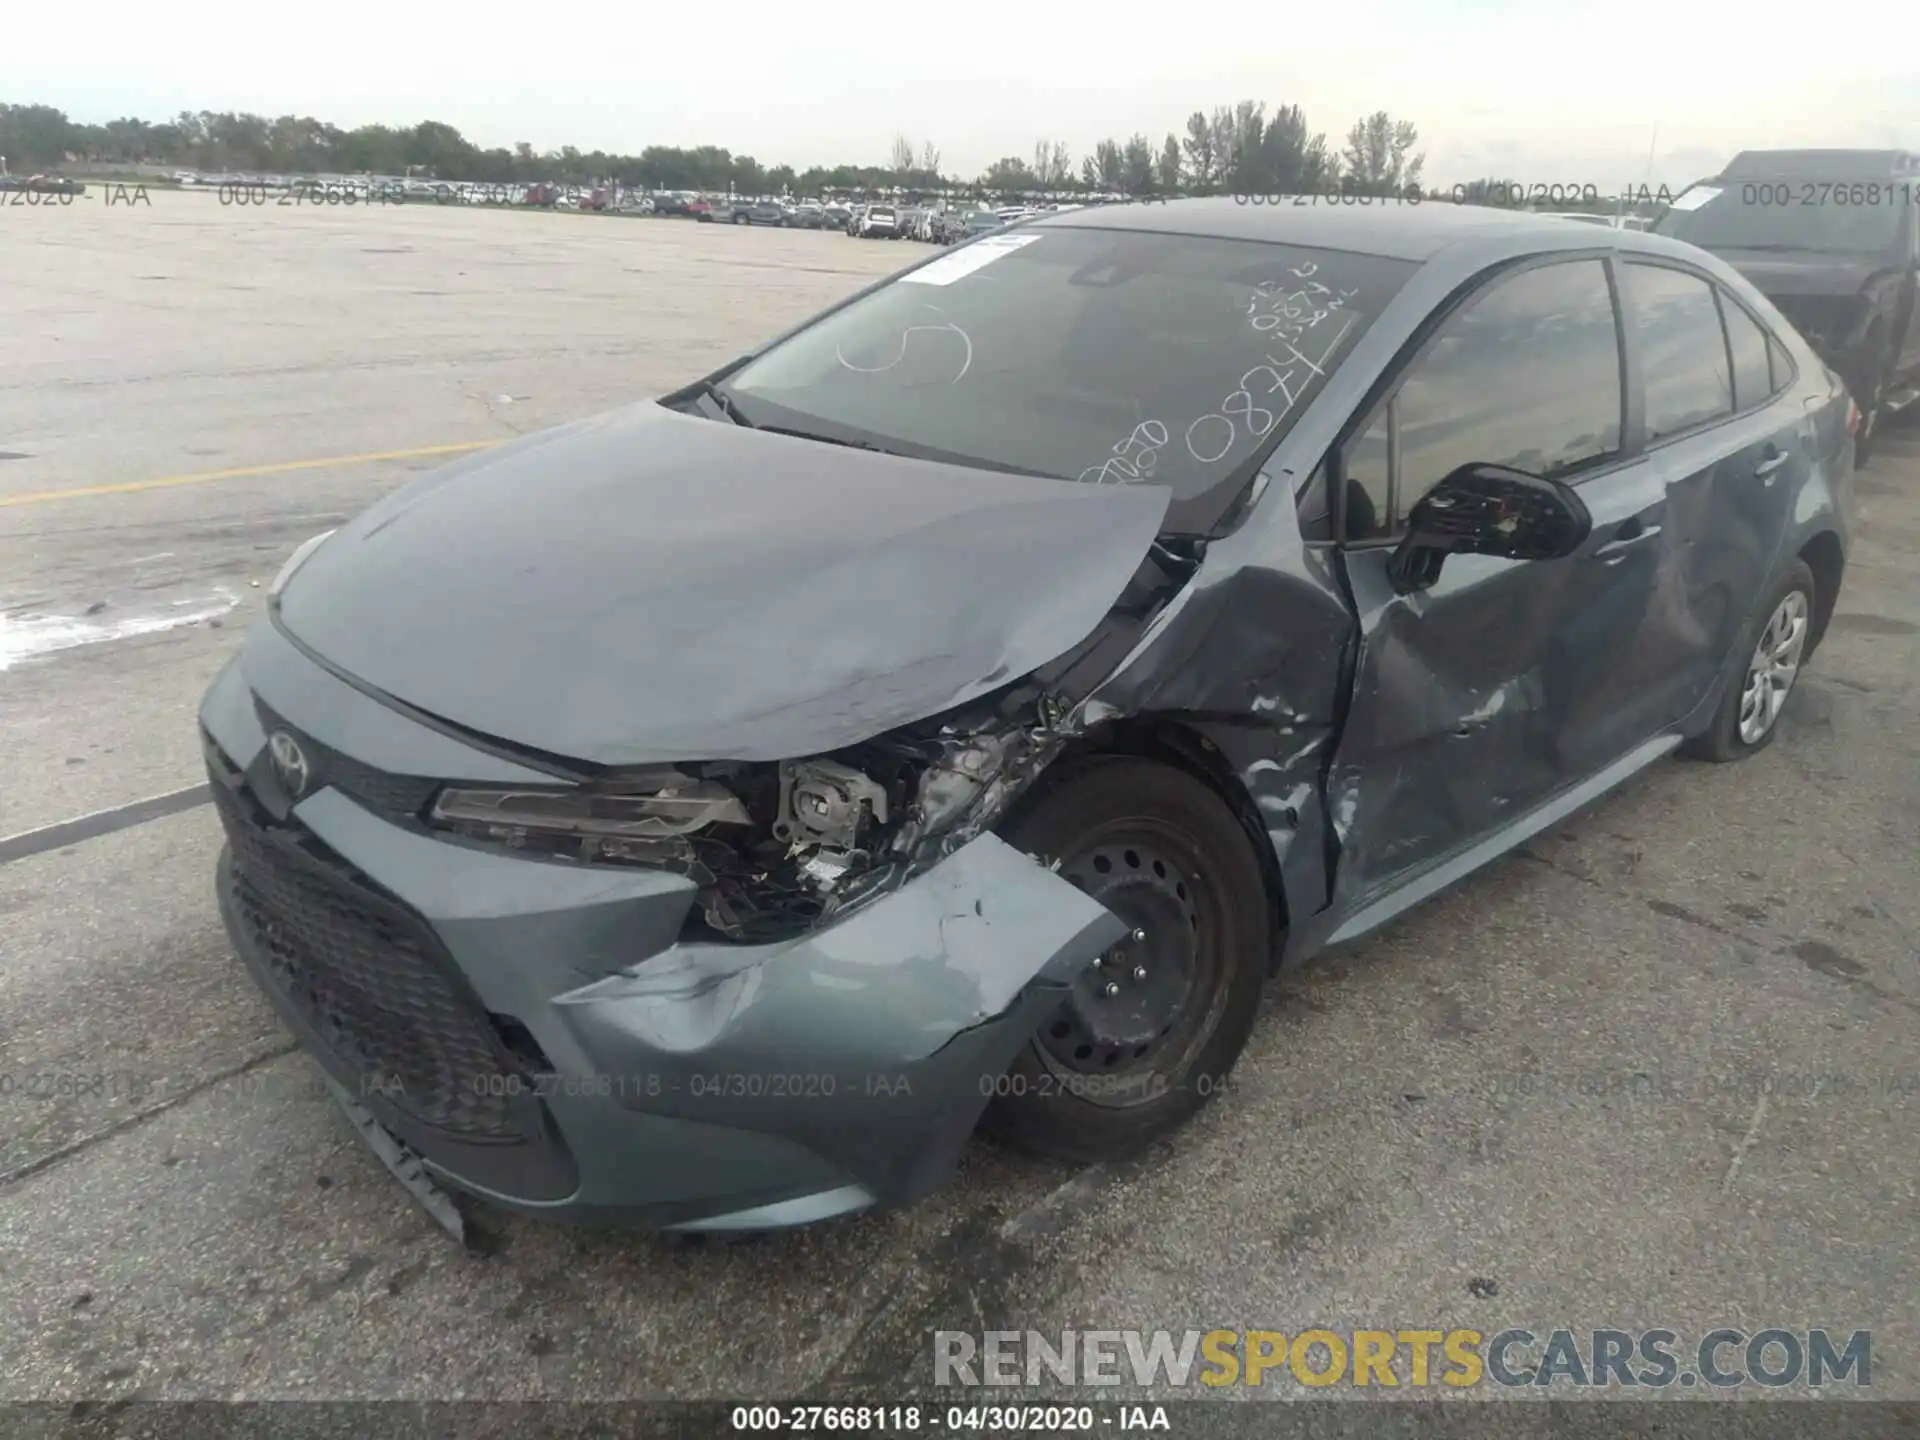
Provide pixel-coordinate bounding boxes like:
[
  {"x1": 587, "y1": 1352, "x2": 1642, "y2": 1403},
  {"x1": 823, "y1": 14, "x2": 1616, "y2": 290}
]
[{"x1": 1635, "y1": 121, "x2": 1659, "y2": 222}]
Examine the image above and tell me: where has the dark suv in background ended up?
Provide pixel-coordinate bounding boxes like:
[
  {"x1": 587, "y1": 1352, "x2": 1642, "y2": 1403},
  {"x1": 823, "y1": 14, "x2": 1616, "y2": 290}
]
[
  {"x1": 724, "y1": 198, "x2": 793, "y2": 226},
  {"x1": 1657, "y1": 149, "x2": 1920, "y2": 462}
]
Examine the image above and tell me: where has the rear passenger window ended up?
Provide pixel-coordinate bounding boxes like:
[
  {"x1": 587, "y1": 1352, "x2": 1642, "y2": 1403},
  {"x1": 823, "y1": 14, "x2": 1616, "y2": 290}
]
[
  {"x1": 1720, "y1": 293, "x2": 1774, "y2": 409},
  {"x1": 1627, "y1": 262, "x2": 1733, "y2": 440}
]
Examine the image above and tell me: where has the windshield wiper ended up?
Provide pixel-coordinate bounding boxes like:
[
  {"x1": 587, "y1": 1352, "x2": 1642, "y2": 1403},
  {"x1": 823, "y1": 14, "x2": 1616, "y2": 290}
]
[
  {"x1": 755, "y1": 423, "x2": 901, "y2": 456},
  {"x1": 697, "y1": 380, "x2": 755, "y2": 427},
  {"x1": 753, "y1": 422, "x2": 1061, "y2": 479}
]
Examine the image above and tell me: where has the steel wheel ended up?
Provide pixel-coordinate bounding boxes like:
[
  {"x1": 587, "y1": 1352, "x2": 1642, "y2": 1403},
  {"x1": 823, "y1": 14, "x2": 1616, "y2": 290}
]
[
  {"x1": 1035, "y1": 830, "x2": 1225, "y2": 1108},
  {"x1": 983, "y1": 757, "x2": 1270, "y2": 1160},
  {"x1": 1737, "y1": 588, "x2": 1809, "y2": 744}
]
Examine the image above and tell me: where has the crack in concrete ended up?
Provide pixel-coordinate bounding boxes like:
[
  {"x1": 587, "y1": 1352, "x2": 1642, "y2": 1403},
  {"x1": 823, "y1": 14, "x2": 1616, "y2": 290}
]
[{"x1": 0, "y1": 1040, "x2": 300, "y2": 1192}]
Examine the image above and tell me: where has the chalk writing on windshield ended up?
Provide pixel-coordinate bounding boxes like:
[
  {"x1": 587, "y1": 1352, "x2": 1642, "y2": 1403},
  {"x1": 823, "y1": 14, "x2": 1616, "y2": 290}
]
[
  {"x1": 1247, "y1": 270, "x2": 1360, "y2": 338},
  {"x1": 1077, "y1": 420, "x2": 1170, "y2": 485},
  {"x1": 1185, "y1": 313, "x2": 1359, "y2": 464},
  {"x1": 1074, "y1": 261, "x2": 1365, "y2": 486},
  {"x1": 834, "y1": 306, "x2": 975, "y2": 384}
]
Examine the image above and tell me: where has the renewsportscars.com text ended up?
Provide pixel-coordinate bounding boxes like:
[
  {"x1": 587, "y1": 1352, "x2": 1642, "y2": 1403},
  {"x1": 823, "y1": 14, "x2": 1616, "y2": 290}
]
[{"x1": 933, "y1": 1327, "x2": 1871, "y2": 1389}]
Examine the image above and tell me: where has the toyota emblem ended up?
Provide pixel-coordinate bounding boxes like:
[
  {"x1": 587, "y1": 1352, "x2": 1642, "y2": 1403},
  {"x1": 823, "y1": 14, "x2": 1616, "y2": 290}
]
[{"x1": 268, "y1": 730, "x2": 312, "y2": 799}]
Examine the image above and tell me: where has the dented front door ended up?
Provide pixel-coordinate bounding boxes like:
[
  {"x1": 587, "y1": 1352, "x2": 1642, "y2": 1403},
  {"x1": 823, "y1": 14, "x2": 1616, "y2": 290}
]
[
  {"x1": 1319, "y1": 254, "x2": 1659, "y2": 918},
  {"x1": 1327, "y1": 549, "x2": 1575, "y2": 911}
]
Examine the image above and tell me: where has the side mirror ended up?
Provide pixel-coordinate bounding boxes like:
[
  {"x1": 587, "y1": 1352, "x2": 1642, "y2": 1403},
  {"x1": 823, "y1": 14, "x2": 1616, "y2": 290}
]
[{"x1": 1387, "y1": 463, "x2": 1592, "y2": 595}]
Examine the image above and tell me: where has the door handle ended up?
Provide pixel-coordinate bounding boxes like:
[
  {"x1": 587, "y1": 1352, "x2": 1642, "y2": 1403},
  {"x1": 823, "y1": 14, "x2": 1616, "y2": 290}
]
[
  {"x1": 1754, "y1": 446, "x2": 1789, "y2": 482},
  {"x1": 1595, "y1": 513, "x2": 1661, "y2": 557}
]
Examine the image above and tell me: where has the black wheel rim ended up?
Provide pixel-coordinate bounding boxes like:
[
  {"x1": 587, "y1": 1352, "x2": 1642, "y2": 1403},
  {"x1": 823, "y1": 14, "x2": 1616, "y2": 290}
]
[{"x1": 1033, "y1": 820, "x2": 1226, "y2": 1108}]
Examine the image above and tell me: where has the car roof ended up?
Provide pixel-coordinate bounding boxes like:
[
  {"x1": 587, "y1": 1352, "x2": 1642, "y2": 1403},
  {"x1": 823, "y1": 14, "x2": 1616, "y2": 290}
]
[
  {"x1": 1718, "y1": 148, "x2": 1920, "y2": 179},
  {"x1": 1024, "y1": 196, "x2": 1685, "y2": 263}
]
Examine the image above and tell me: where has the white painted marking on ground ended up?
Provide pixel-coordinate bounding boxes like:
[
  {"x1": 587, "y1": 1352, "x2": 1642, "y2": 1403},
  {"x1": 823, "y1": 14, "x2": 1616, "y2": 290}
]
[
  {"x1": 999, "y1": 1163, "x2": 1110, "y2": 1244},
  {"x1": 1721, "y1": 1092, "x2": 1770, "y2": 1193},
  {"x1": 0, "y1": 588, "x2": 241, "y2": 671}
]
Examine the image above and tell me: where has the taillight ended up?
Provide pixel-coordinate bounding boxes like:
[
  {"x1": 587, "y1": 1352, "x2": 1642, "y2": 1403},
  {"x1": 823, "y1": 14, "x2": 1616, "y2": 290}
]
[{"x1": 1846, "y1": 399, "x2": 1863, "y2": 437}]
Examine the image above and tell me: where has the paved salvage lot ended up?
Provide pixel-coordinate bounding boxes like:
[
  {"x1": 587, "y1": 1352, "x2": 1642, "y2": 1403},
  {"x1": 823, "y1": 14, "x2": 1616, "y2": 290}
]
[{"x1": 1, "y1": 192, "x2": 1917, "y2": 1404}]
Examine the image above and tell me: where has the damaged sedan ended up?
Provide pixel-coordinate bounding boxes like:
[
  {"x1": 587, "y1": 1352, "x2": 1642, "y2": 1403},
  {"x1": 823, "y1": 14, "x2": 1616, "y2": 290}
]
[{"x1": 201, "y1": 200, "x2": 1856, "y2": 1236}]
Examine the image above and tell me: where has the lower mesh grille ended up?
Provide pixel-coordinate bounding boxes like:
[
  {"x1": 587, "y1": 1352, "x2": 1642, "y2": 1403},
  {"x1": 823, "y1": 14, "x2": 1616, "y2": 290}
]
[{"x1": 211, "y1": 772, "x2": 528, "y2": 1142}]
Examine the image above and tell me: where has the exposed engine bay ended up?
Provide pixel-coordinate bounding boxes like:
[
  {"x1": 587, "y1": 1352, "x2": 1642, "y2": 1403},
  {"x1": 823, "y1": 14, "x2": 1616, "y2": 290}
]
[{"x1": 428, "y1": 537, "x2": 1204, "y2": 943}]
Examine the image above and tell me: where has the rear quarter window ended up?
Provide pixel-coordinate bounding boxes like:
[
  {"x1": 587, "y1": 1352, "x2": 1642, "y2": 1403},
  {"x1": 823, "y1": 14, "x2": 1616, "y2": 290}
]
[{"x1": 1719, "y1": 292, "x2": 1776, "y2": 409}]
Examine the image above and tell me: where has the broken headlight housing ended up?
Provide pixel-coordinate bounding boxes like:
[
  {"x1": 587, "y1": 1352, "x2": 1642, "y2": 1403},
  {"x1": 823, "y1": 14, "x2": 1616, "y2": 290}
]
[
  {"x1": 425, "y1": 760, "x2": 906, "y2": 942},
  {"x1": 423, "y1": 696, "x2": 1073, "y2": 945},
  {"x1": 429, "y1": 773, "x2": 750, "y2": 870}
]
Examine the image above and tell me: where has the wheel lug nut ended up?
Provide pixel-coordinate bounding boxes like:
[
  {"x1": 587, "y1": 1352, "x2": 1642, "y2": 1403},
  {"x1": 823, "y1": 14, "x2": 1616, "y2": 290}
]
[
  {"x1": 1104, "y1": 982, "x2": 1120, "y2": 998},
  {"x1": 1133, "y1": 966, "x2": 1147, "y2": 981},
  {"x1": 1132, "y1": 928, "x2": 1147, "y2": 941}
]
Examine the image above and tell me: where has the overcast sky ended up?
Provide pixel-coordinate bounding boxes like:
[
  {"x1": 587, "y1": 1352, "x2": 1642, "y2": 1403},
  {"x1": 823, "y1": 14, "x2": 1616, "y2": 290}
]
[{"x1": 8, "y1": 0, "x2": 1915, "y2": 186}]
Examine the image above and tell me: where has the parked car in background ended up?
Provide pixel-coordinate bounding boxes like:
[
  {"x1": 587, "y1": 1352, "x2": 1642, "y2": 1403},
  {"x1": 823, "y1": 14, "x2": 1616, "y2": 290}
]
[
  {"x1": 822, "y1": 201, "x2": 853, "y2": 231},
  {"x1": 857, "y1": 204, "x2": 902, "y2": 238},
  {"x1": 0, "y1": 174, "x2": 85, "y2": 195},
  {"x1": 723, "y1": 197, "x2": 793, "y2": 226},
  {"x1": 651, "y1": 192, "x2": 702, "y2": 218},
  {"x1": 1655, "y1": 149, "x2": 1920, "y2": 463},
  {"x1": 952, "y1": 210, "x2": 1008, "y2": 243},
  {"x1": 204, "y1": 200, "x2": 1854, "y2": 1239},
  {"x1": 790, "y1": 202, "x2": 828, "y2": 229}
]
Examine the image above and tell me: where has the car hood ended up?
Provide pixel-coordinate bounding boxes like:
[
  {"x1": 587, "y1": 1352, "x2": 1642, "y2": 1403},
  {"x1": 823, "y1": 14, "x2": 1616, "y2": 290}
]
[
  {"x1": 1713, "y1": 248, "x2": 1886, "y2": 298},
  {"x1": 276, "y1": 403, "x2": 1172, "y2": 767}
]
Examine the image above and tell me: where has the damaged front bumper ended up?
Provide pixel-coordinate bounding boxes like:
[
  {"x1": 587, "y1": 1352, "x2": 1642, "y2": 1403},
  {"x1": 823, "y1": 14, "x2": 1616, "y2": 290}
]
[{"x1": 200, "y1": 639, "x2": 1126, "y2": 1231}]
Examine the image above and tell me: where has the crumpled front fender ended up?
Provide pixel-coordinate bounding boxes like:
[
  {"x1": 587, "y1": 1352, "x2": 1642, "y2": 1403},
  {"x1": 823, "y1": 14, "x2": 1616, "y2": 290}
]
[{"x1": 548, "y1": 833, "x2": 1128, "y2": 1206}]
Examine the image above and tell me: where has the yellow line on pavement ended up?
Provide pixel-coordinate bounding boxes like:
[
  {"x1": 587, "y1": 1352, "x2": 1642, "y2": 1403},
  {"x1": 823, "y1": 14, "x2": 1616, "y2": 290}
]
[{"x1": 0, "y1": 440, "x2": 497, "y2": 508}]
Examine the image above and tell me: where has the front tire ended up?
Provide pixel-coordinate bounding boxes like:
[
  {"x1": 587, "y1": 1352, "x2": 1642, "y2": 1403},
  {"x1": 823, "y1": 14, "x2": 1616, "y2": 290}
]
[
  {"x1": 983, "y1": 758, "x2": 1272, "y2": 1162},
  {"x1": 1854, "y1": 364, "x2": 1887, "y2": 468},
  {"x1": 1682, "y1": 560, "x2": 1816, "y2": 763}
]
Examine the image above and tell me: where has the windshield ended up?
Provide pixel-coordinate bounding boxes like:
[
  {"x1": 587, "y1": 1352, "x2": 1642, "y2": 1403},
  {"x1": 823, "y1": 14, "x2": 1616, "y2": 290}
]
[
  {"x1": 1655, "y1": 182, "x2": 1904, "y2": 254},
  {"x1": 720, "y1": 226, "x2": 1413, "y2": 516}
]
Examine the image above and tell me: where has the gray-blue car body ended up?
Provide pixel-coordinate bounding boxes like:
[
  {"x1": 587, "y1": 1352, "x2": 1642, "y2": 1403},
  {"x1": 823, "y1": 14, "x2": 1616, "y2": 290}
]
[{"x1": 200, "y1": 200, "x2": 1855, "y2": 1233}]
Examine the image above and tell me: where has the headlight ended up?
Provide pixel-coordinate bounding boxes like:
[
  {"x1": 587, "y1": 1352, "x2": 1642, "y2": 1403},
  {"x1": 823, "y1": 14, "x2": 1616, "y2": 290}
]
[
  {"x1": 429, "y1": 774, "x2": 750, "y2": 862},
  {"x1": 270, "y1": 528, "x2": 336, "y2": 598}
]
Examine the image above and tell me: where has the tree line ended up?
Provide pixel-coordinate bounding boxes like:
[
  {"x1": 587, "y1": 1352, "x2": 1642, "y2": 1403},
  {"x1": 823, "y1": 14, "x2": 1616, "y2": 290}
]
[{"x1": 1, "y1": 100, "x2": 1426, "y2": 198}]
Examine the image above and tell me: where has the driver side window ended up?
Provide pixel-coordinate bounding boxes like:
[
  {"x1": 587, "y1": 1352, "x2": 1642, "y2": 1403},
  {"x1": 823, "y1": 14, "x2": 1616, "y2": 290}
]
[{"x1": 1339, "y1": 258, "x2": 1626, "y2": 542}]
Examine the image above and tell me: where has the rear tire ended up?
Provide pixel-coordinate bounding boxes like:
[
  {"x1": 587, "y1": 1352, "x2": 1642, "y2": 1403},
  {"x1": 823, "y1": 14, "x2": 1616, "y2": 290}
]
[
  {"x1": 983, "y1": 758, "x2": 1272, "y2": 1162},
  {"x1": 1851, "y1": 342, "x2": 1889, "y2": 468},
  {"x1": 1681, "y1": 560, "x2": 1816, "y2": 763}
]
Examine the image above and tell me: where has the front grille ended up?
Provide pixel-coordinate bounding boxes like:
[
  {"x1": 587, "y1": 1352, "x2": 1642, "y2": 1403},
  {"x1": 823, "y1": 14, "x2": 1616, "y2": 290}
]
[
  {"x1": 252, "y1": 702, "x2": 441, "y2": 820},
  {"x1": 210, "y1": 771, "x2": 529, "y2": 1142}
]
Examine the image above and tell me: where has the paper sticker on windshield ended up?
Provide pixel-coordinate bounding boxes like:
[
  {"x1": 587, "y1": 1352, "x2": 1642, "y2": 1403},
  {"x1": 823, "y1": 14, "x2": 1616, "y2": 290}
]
[
  {"x1": 1668, "y1": 186, "x2": 1721, "y2": 212},
  {"x1": 900, "y1": 233, "x2": 1042, "y2": 286}
]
